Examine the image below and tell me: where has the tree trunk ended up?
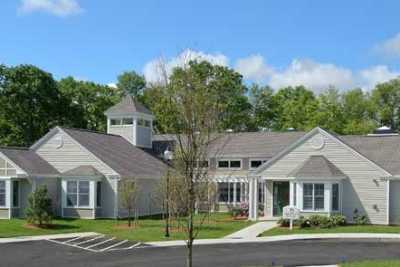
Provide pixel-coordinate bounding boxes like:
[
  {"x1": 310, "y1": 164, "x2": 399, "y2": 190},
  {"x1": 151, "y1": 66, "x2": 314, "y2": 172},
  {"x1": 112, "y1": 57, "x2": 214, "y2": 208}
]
[{"x1": 128, "y1": 208, "x2": 131, "y2": 227}]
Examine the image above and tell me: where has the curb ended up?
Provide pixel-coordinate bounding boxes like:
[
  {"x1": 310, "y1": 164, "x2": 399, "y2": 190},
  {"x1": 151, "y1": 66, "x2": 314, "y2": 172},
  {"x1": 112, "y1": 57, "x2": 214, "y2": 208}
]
[
  {"x1": 0, "y1": 232, "x2": 98, "y2": 244},
  {"x1": 144, "y1": 233, "x2": 400, "y2": 247}
]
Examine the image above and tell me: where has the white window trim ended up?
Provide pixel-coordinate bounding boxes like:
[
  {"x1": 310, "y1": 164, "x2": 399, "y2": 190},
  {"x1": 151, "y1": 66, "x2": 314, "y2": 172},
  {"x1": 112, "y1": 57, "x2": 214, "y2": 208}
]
[
  {"x1": 0, "y1": 180, "x2": 6, "y2": 208},
  {"x1": 65, "y1": 180, "x2": 92, "y2": 209},
  {"x1": 331, "y1": 183, "x2": 340, "y2": 212},
  {"x1": 217, "y1": 159, "x2": 243, "y2": 170},
  {"x1": 249, "y1": 159, "x2": 267, "y2": 170},
  {"x1": 301, "y1": 183, "x2": 325, "y2": 212}
]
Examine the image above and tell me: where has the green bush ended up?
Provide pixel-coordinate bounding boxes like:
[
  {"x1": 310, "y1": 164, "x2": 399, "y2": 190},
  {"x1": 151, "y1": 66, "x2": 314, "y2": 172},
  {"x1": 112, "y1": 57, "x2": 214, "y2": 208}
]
[
  {"x1": 330, "y1": 214, "x2": 347, "y2": 226},
  {"x1": 353, "y1": 209, "x2": 369, "y2": 225},
  {"x1": 25, "y1": 186, "x2": 53, "y2": 226}
]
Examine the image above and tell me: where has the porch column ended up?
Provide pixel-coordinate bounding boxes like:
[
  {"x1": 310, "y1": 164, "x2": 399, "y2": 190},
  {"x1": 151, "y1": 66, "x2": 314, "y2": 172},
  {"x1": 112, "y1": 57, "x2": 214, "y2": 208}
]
[
  {"x1": 248, "y1": 177, "x2": 258, "y2": 221},
  {"x1": 325, "y1": 182, "x2": 332, "y2": 216},
  {"x1": 6, "y1": 179, "x2": 11, "y2": 219},
  {"x1": 289, "y1": 181, "x2": 295, "y2": 206}
]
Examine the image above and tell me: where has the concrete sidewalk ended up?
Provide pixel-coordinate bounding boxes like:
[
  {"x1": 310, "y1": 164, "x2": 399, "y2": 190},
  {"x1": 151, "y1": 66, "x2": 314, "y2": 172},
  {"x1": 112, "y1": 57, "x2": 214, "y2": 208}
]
[{"x1": 225, "y1": 221, "x2": 277, "y2": 239}]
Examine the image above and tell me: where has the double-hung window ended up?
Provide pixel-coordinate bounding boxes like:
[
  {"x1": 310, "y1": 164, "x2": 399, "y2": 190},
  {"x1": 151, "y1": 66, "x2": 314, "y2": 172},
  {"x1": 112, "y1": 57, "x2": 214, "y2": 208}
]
[
  {"x1": 0, "y1": 181, "x2": 5, "y2": 207},
  {"x1": 217, "y1": 159, "x2": 242, "y2": 170},
  {"x1": 12, "y1": 181, "x2": 19, "y2": 207},
  {"x1": 303, "y1": 183, "x2": 325, "y2": 211},
  {"x1": 331, "y1": 183, "x2": 339, "y2": 211},
  {"x1": 66, "y1": 181, "x2": 90, "y2": 208}
]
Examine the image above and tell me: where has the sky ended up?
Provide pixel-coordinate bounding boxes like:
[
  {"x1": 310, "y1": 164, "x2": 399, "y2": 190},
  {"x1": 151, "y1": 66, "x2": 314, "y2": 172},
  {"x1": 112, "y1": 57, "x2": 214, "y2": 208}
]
[{"x1": 1, "y1": 0, "x2": 400, "y2": 93}]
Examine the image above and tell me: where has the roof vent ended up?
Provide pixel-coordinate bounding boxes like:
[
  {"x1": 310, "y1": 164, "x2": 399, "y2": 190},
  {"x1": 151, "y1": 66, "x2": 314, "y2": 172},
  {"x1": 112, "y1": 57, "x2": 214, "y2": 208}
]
[{"x1": 368, "y1": 126, "x2": 399, "y2": 136}]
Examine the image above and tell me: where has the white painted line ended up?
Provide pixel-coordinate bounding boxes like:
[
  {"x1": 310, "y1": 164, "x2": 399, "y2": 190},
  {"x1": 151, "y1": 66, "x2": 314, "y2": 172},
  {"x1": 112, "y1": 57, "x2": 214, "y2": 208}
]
[
  {"x1": 108, "y1": 242, "x2": 143, "y2": 251},
  {"x1": 75, "y1": 235, "x2": 105, "y2": 246},
  {"x1": 0, "y1": 232, "x2": 98, "y2": 244},
  {"x1": 128, "y1": 242, "x2": 142, "y2": 249},
  {"x1": 64, "y1": 236, "x2": 86, "y2": 244},
  {"x1": 86, "y1": 237, "x2": 115, "y2": 249},
  {"x1": 99, "y1": 240, "x2": 128, "y2": 252},
  {"x1": 47, "y1": 238, "x2": 98, "y2": 253}
]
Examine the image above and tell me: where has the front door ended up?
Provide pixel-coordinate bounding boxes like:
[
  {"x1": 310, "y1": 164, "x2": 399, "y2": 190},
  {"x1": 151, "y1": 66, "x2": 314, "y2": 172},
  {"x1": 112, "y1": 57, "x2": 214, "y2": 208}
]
[{"x1": 273, "y1": 181, "x2": 290, "y2": 217}]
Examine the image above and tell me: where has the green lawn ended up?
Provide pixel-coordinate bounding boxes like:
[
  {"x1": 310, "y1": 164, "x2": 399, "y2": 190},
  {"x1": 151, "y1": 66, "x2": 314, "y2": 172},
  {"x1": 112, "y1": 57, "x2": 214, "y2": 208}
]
[
  {"x1": 341, "y1": 260, "x2": 400, "y2": 267},
  {"x1": 0, "y1": 213, "x2": 253, "y2": 242},
  {"x1": 261, "y1": 225, "x2": 400, "y2": 237}
]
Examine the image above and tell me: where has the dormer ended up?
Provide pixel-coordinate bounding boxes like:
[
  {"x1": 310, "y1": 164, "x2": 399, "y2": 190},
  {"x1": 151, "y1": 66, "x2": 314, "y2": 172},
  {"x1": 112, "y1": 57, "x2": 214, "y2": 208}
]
[{"x1": 104, "y1": 95, "x2": 154, "y2": 148}]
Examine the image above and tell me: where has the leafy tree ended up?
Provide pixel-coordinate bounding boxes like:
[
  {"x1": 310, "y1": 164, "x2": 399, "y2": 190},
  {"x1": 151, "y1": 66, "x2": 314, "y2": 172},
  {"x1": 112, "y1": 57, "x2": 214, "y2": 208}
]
[
  {"x1": 117, "y1": 71, "x2": 146, "y2": 96},
  {"x1": 313, "y1": 88, "x2": 346, "y2": 134},
  {"x1": 249, "y1": 84, "x2": 276, "y2": 130},
  {"x1": 342, "y1": 88, "x2": 376, "y2": 134},
  {"x1": 119, "y1": 178, "x2": 140, "y2": 227},
  {"x1": 0, "y1": 64, "x2": 63, "y2": 146},
  {"x1": 371, "y1": 78, "x2": 400, "y2": 129},
  {"x1": 25, "y1": 186, "x2": 53, "y2": 227},
  {"x1": 272, "y1": 86, "x2": 318, "y2": 131},
  {"x1": 58, "y1": 77, "x2": 122, "y2": 132}
]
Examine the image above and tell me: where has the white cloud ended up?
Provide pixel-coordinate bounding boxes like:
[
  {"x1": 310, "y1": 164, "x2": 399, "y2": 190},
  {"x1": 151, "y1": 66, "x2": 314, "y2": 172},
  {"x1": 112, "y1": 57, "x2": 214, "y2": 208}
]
[
  {"x1": 359, "y1": 65, "x2": 400, "y2": 90},
  {"x1": 234, "y1": 54, "x2": 274, "y2": 82},
  {"x1": 107, "y1": 83, "x2": 117, "y2": 88},
  {"x1": 18, "y1": 0, "x2": 83, "y2": 17},
  {"x1": 375, "y1": 33, "x2": 400, "y2": 59},
  {"x1": 143, "y1": 49, "x2": 229, "y2": 84}
]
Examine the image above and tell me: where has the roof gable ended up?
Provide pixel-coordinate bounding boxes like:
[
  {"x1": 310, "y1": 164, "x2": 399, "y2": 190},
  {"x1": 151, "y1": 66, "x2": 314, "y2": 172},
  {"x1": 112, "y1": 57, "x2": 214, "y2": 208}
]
[
  {"x1": 104, "y1": 95, "x2": 152, "y2": 116},
  {"x1": 289, "y1": 155, "x2": 346, "y2": 179}
]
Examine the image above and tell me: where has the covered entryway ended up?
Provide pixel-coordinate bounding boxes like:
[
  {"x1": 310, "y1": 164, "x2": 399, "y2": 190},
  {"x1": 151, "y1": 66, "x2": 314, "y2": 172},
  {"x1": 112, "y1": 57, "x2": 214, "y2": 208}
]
[
  {"x1": 272, "y1": 181, "x2": 289, "y2": 216},
  {"x1": 390, "y1": 180, "x2": 400, "y2": 224}
]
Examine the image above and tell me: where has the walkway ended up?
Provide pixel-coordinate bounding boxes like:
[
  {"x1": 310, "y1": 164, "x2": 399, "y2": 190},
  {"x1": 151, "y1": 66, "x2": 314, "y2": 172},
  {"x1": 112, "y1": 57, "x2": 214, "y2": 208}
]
[{"x1": 224, "y1": 221, "x2": 277, "y2": 239}]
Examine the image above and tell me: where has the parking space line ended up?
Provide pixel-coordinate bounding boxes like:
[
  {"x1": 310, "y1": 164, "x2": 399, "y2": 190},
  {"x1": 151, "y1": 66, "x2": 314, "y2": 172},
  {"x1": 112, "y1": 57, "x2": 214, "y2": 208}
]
[
  {"x1": 99, "y1": 240, "x2": 128, "y2": 252},
  {"x1": 75, "y1": 235, "x2": 105, "y2": 246},
  {"x1": 86, "y1": 237, "x2": 116, "y2": 249},
  {"x1": 46, "y1": 238, "x2": 98, "y2": 253},
  {"x1": 63, "y1": 236, "x2": 86, "y2": 244}
]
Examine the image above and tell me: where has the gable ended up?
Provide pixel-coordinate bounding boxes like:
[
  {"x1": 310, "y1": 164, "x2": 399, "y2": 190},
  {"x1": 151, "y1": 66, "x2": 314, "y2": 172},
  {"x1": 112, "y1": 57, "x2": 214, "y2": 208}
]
[
  {"x1": 34, "y1": 128, "x2": 118, "y2": 176},
  {"x1": 256, "y1": 128, "x2": 390, "y2": 179}
]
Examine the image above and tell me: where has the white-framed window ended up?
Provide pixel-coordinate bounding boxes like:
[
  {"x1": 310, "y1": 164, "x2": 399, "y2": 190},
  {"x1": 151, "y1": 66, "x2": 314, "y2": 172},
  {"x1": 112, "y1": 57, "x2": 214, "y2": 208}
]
[
  {"x1": 217, "y1": 182, "x2": 243, "y2": 203},
  {"x1": 217, "y1": 159, "x2": 242, "y2": 170},
  {"x1": 111, "y1": 118, "x2": 134, "y2": 126},
  {"x1": 249, "y1": 159, "x2": 267, "y2": 169},
  {"x1": 332, "y1": 183, "x2": 339, "y2": 211},
  {"x1": 66, "y1": 180, "x2": 90, "y2": 208},
  {"x1": 137, "y1": 118, "x2": 151, "y2": 128},
  {"x1": 0, "y1": 181, "x2": 5, "y2": 207},
  {"x1": 122, "y1": 118, "x2": 133, "y2": 125},
  {"x1": 0, "y1": 158, "x2": 17, "y2": 176},
  {"x1": 303, "y1": 183, "x2": 324, "y2": 211}
]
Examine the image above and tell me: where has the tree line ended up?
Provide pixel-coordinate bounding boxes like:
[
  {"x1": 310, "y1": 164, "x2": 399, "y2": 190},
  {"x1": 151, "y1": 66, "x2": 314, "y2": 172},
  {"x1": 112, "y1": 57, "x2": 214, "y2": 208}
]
[{"x1": 0, "y1": 62, "x2": 399, "y2": 146}]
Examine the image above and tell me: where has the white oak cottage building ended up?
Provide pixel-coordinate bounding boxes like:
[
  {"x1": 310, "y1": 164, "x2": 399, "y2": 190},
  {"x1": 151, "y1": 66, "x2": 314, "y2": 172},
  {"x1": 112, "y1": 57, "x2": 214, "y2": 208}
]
[{"x1": 1, "y1": 96, "x2": 400, "y2": 225}]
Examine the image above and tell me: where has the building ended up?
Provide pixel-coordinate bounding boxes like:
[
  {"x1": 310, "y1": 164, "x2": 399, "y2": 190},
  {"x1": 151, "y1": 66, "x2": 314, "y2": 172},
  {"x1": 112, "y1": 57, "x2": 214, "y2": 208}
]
[{"x1": 1, "y1": 96, "x2": 400, "y2": 225}]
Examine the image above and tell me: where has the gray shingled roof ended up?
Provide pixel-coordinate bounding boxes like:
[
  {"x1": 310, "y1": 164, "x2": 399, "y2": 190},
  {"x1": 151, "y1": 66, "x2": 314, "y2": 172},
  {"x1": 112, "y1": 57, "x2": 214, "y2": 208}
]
[
  {"x1": 339, "y1": 135, "x2": 400, "y2": 175},
  {"x1": 61, "y1": 128, "x2": 167, "y2": 179},
  {"x1": 104, "y1": 95, "x2": 152, "y2": 116},
  {"x1": 289, "y1": 155, "x2": 346, "y2": 178},
  {"x1": 206, "y1": 131, "x2": 306, "y2": 158},
  {"x1": 62, "y1": 165, "x2": 103, "y2": 177},
  {"x1": 0, "y1": 147, "x2": 59, "y2": 176}
]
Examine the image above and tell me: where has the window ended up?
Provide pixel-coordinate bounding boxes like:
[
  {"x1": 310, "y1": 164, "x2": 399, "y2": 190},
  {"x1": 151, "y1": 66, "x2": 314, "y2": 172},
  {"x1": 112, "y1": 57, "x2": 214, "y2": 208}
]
[
  {"x1": 196, "y1": 160, "x2": 209, "y2": 168},
  {"x1": 122, "y1": 118, "x2": 133, "y2": 125},
  {"x1": 217, "y1": 160, "x2": 242, "y2": 169},
  {"x1": 0, "y1": 181, "x2": 5, "y2": 207},
  {"x1": 303, "y1": 183, "x2": 325, "y2": 211},
  {"x1": 137, "y1": 119, "x2": 144, "y2": 126},
  {"x1": 250, "y1": 160, "x2": 267, "y2": 169},
  {"x1": 96, "y1": 182, "x2": 101, "y2": 207},
  {"x1": 12, "y1": 181, "x2": 19, "y2": 207},
  {"x1": 235, "y1": 182, "x2": 241, "y2": 202},
  {"x1": 0, "y1": 158, "x2": 17, "y2": 176},
  {"x1": 218, "y1": 182, "x2": 229, "y2": 202},
  {"x1": 110, "y1": 119, "x2": 122, "y2": 126},
  {"x1": 218, "y1": 160, "x2": 229, "y2": 168},
  {"x1": 332, "y1": 183, "x2": 339, "y2": 211},
  {"x1": 66, "y1": 181, "x2": 90, "y2": 207}
]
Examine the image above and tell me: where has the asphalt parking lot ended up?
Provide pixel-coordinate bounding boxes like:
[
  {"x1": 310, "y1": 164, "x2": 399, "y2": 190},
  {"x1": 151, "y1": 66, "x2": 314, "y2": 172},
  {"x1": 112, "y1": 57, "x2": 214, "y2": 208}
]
[{"x1": 1, "y1": 238, "x2": 400, "y2": 267}]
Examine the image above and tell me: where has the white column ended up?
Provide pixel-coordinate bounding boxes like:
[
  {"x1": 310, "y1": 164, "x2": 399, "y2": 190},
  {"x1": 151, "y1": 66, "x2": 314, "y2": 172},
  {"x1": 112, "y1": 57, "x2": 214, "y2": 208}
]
[
  {"x1": 6, "y1": 179, "x2": 11, "y2": 219},
  {"x1": 289, "y1": 181, "x2": 295, "y2": 206},
  {"x1": 325, "y1": 183, "x2": 332, "y2": 215},
  {"x1": 91, "y1": 181, "x2": 96, "y2": 219},
  {"x1": 233, "y1": 182, "x2": 237, "y2": 205},
  {"x1": 297, "y1": 182, "x2": 303, "y2": 210},
  {"x1": 61, "y1": 179, "x2": 66, "y2": 218},
  {"x1": 248, "y1": 178, "x2": 259, "y2": 221}
]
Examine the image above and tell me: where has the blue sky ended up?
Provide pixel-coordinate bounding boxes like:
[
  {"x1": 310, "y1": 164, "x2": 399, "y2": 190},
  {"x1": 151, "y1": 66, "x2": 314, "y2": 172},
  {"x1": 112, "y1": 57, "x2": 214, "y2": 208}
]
[{"x1": 1, "y1": 0, "x2": 400, "y2": 92}]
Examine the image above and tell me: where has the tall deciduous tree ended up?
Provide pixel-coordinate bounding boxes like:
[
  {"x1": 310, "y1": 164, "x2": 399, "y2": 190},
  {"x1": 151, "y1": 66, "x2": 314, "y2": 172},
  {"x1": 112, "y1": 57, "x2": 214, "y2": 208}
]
[
  {"x1": 0, "y1": 64, "x2": 63, "y2": 146},
  {"x1": 117, "y1": 71, "x2": 146, "y2": 96},
  {"x1": 249, "y1": 84, "x2": 276, "y2": 131}
]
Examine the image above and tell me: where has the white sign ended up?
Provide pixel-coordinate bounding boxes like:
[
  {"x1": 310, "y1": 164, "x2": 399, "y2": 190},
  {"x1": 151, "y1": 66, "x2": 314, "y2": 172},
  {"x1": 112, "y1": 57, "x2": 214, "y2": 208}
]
[
  {"x1": 282, "y1": 205, "x2": 300, "y2": 220},
  {"x1": 282, "y1": 206, "x2": 300, "y2": 230}
]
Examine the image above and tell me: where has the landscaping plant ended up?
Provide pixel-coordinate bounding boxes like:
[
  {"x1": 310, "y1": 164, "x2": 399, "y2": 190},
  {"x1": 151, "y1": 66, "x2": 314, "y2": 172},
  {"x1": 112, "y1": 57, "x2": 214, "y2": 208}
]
[{"x1": 25, "y1": 185, "x2": 53, "y2": 227}]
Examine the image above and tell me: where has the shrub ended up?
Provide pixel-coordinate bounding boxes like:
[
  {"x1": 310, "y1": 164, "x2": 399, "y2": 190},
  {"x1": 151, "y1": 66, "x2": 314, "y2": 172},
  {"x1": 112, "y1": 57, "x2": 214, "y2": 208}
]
[
  {"x1": 330, "y1": 214, "x2": 347, "y2": 226},
  {"x1": 353, "y1": 209, "x2": 369, "y2": 225},
  {"x1": 228, "y1": 202, "x2": 248, "y2": 218},
  {"x1": 25, "y1": 186, "x2": 53, "y2": 226},
  {"x1": 309, "y1": 215, "x2": 328, "y2": 227}
]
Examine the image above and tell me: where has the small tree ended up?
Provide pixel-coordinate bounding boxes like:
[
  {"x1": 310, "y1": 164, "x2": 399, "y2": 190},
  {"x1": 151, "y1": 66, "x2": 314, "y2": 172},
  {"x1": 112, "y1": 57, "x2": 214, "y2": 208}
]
[
  {"x1": 25, "y1": 186, "x2": 53, "y2": 227},
  {"x1": 119, "y1": 178, "x2": 140, "y2": 227}
]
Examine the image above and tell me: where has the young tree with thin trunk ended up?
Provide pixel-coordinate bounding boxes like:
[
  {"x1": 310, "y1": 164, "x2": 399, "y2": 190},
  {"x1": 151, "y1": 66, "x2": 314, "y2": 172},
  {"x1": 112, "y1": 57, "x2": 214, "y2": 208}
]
[{"x1": 119, "y1": 178, "x2": 140, "y2": 227}]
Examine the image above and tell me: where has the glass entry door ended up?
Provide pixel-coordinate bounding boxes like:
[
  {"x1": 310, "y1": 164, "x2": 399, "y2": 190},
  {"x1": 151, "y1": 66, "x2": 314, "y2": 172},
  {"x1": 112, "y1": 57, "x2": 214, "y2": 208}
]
[{"x1": 273, "y1": 181, "x2": 290, "y2": 216}]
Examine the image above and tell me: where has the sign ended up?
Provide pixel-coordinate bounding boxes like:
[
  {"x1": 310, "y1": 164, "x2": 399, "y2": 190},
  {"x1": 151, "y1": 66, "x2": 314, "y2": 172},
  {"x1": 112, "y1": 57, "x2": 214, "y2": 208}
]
[{"x1": 282, "y1": 205, "x2": 300, "y2": 230}]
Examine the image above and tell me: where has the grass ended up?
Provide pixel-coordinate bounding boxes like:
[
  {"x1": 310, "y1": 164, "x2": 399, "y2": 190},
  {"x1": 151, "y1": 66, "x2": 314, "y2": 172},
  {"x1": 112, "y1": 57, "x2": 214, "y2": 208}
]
[
  {"x1": 0, "y1": 213, "x2": 253, "y2": 242},
  {"x1": 341, "y1": 259, "x2": 400, "y2": 267},
  {"x1": 261, "y1": 224, "x2": 400, "y2": 237}
]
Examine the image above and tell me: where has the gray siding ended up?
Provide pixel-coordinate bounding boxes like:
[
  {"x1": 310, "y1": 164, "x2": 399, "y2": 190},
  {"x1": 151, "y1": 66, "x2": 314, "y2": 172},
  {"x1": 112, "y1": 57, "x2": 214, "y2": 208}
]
[
  {"x1": 19, "y1": 179, "x2": 32, "y2": 218},
  {"x1": 36, "y1": 130, "x2": 116, "y2": 176},
  {"x1": 390, "y1": 180, "x2": 400, "y2": 224},
  {"x1": 0, "y1": 209, "x2": 9, "y2": 219},
  {"x1": 108, "y1": 126, "x2": 134, "y2": 144},
  {"x1": 36, "y1": 177, "x2": 61, "y2": 217},
  {"x1": 136, "y1": 127, "x2": 152, "y2": 148},
  {"x1": 63, "y1": 208, "x2": 93, "y2": 218},
  {"x1": 98, "y1": 177, "x2": 117, "y2": 218},
  {"x1": 259, "y1": 132, "x2": 389, "y2": 225}
]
